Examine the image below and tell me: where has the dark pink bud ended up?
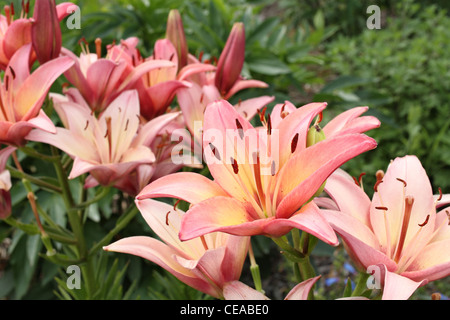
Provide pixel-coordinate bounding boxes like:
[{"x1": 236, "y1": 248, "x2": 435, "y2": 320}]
[
  {"x1": 31, "y1": 0, "x2": 62, "y2": 64},
  {"x1": 165, "y1": 9, "x2": 188, "y2": 70},
  {"x1": 215, "y1": 22, "x2": 245, "y2": 97}
]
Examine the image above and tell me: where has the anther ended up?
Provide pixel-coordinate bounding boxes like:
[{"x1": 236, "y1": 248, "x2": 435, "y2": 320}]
[
  {"x1": 375, "y1": 206, "x2": 388, "y2": 211},
  {"x1": 374, "y1": 180, "x2": 383, "y2": 192},
  {"x1": 165, "y1": 211, "x2": 171, "y2": 226},
  {"x1": 267, "y1": 115, "x2": 272, "y2": 135},
  {"x1": 235, "y1": 119, "x2": 244, "y2": 139},
  {"x1": 418, "y1": 215, "x2": 430, "y2": 227},
  {"x1": 8, "y1": 66, "x2": 15, "y2": 79},
  {"x1": 271, "y1": 161, "x2": 277, "y2": 176},
  {"x1": 173, "y1": 199, "x2": 181, "y2": 211},
  {"x1": 358, "y1": 172, "x2": 366, "y2": 185},
  {"x1": 396, "y1": 178, "x2": 407, "y2": 187},
  {"x1": 209, "y1": 143, "x2": 221, "y2": 161},
  {"x1": 437, "y1": 187, "x2": 443, "y2": 201},
  {"x1": 84, "y1": 120, "x2": 89, "y2": 130},
  {"x1": 291, "y1": 133, "x2": 299, "y2": 154},
  {"x1": 124, "y1": 119, "x2": 129, "y2": 131},
  {"x1": 231, "y1": 157, "x2": 239, "y2": 174}
]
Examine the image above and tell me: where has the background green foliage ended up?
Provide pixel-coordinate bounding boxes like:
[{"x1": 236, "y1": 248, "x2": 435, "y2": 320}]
[{"x1": 0, "y1": 0, "x2": 448, "y2": 300}]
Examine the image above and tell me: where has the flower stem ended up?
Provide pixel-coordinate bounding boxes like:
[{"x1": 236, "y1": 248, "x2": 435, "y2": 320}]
[{"x1": 248, "y1": 241, "x2": 263, "y2": 294}]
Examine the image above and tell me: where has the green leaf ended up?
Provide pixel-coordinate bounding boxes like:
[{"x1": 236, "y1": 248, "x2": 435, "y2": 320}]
[{"x1": 248, "y1": 58, "x2": 291, "y2": 76}]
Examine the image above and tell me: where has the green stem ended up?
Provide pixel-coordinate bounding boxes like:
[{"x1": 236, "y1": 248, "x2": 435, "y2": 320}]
[
  {"x1": 51, "y1": 146, "x2": 96, "y2": 298},
  {"x1": 7, "y1": 165, "x2": 62, "y2": 193},
  {"x1": 271, "y1": 236, "x2": 305, "y2": 260},
  {"x1": 248, "y1": 242, "x2": 263, "y2": 293},
  {"x1": 88, "y1": 204, "x2": 139, "y2": 257}
]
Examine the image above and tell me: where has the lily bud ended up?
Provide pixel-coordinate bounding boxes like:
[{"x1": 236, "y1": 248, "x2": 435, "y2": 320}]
[
  {"x1": 165, "y1": 9, "x2": 188, "y2": 70},
  {"x1": 306, "y1": 124, "x2": 326, "y2": 147},
  {"x1": 31, "y1": 0, "x2": 62, "y2": 64},
  {"x1": 307, "y1": 124, "x2": 327, "y2": 198},
  {"x1": 0, "y1": 189, "x2": 11, "y2": 219},
  {"x1": 215, "y1": 22, "x2": 245, "y2": 97}
]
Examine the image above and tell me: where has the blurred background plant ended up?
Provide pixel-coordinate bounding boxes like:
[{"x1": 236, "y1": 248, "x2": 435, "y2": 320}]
[{"x1": 0, "y1": 0, "x2": 448, "y2": 300}]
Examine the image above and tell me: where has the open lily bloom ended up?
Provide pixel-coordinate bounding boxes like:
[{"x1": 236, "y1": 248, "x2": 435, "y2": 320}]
[
  {"x1": 317, "y1": 155, "x2": 450, "y2": 299},
  {"x1": 61, "y1": 38, "x2": 176, "y2": 114},
  {"x1": 104, "y1": 199, "x2": 250, "y2": 299},
  {"x1": 27, "y1": 90, "x2": 177, "y2": 188},
  {"x1": 138, "y1": 100, "x2": 379, "y2": 244},
  {"x1": 0, "y1": 44, "x2": 74, "y2": 146}
]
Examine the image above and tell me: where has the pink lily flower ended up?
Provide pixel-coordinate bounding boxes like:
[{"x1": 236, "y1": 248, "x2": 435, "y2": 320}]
[
  {"x1": 27, "y1": 90, "x2": 177, "y2": 188},
  {"x1": 138, "y1": 100, "x2": 379, "y2": 244},
  {"x1": 104, "y1": 198, "x2": 250, "y2": 299},
  {"x1": 0, "y1": 44, "x2": 74, "y2": 147},
  {"x1": 61, "y1": 38, "x2": 176, "y2": 114},
  {"x1": 317, "y1": 155, "x2": 450, "y2": 299}
]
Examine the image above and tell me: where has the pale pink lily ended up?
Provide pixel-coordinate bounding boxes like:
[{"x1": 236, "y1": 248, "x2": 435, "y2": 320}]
[
  {"x1": 104, "y1": 198, "x2": 250, "y2": 299},
  {"x1": 138, "y1": 100, "x2": 379, "y2": 243},
  {"x1": 26, "y1": 90, "x2": 177, "y2": 188},
  {"x1": 61, "y1": 38, "x2": 176, "y2": 114},
  {"x1": 0, "y1": 44, "x2": 74, "y2": 146},
  {"x1": 317, "y1": 155, "x2": 450, "y2": 299}
]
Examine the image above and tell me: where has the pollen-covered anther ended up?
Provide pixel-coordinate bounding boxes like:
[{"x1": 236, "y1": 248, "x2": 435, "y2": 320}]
[
  {"x1": 209, "y1": 143, "x2": 221, "y2": 161},
  {"x1": 173, "y1": 199, "x2": 181, "y2": 211},
  {"x1": 235, "y1": 118, "x2": 244, "y2": 139},
  {"x1": 375, "y1": 206, "x2": 388, "y2": 211}
]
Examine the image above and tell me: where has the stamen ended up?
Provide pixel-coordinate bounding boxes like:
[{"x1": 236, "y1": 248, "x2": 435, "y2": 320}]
[
  {"x1": 198, "y1": 51, "x2": 204, "y2": 62},
  {"x1": 252, "y1": 152, "x2": 266, "y2": 211},
  {"x1": 4, "y1": 5, "x2": 12, "y2": 25},
  {"x1": 418, "y1": 215, "x2": 430, "y2": 227},
  {"x1": 271, "y1": 161, "x2": 277, "y2": 176},
  {"x1": 8, "y1": 66, "x2": 15, "y2": 79},
  {"x1": 173, "y1": 199, "x2": 181, "y2": 211},
  {"x1": 124, "y1": 119, "x2": 129, "y2": 131},
  {"x1": 291, "y1": 133, "x2": 299, "y2": 154},
  {"x1": 231, "y1": 157, "x2": 239, "y2": 174},
  {"x1": 165, "y1": 211, "x2": 171, "y2": 226},
  {"x1": 437, "y1": 187, "x2": 443, "y2": 201},
  {"x1": 396, "y1": 178, "x2": 407, "y2": 187},
  {"x1": 200, "y1": 236, "x2": 209, "y2": 251},
  {"x1": 374, "y1": 180, "x2": 383, "y2": 192},
  {"x1": 358, "y1": 172, "x2": 366, "y2": 186},
  {"x1": 209, "y1": 143, "x2": 221, "y2": 161},
  {"x1": 235, "y1": 119, "x2": 244, "y2": 139},
  {"x1": 84, "y1": 120, "x2": 89, "y2": 130},
  {"x1": 375, "y1": 206, "x2": 388, "y2": 211},
  {"x1": 267, "y1": 115, "x2": 272, "y2": 135}
]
